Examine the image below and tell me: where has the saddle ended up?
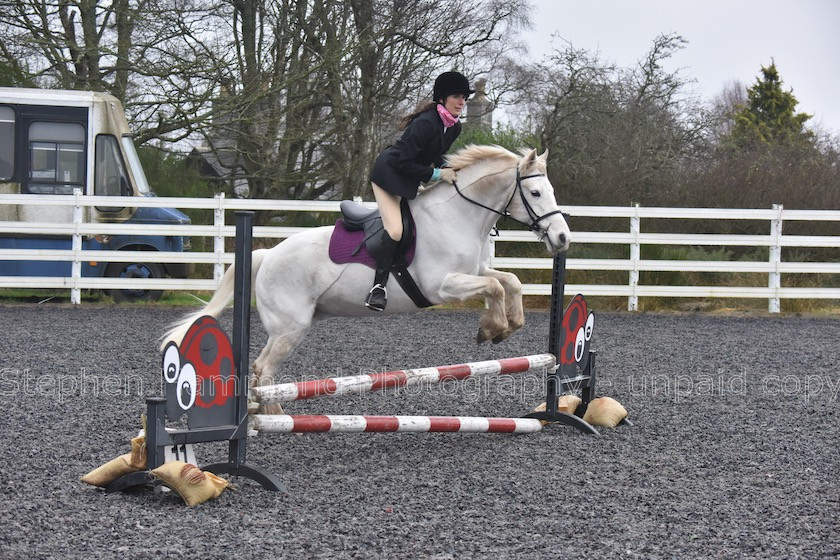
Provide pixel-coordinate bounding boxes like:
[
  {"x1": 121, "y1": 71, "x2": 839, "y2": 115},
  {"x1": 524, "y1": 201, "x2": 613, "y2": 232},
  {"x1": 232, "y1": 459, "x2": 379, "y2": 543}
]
[
  {"x1": 338, "y1": 199, "x2": 417, "y2": 263},
  {"x1": 330, "y1": 199, "x2": 432, "y2": 308}
]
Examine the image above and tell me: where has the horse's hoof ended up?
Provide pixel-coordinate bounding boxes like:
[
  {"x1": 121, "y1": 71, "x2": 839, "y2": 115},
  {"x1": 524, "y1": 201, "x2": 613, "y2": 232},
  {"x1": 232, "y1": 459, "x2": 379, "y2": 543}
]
[
  {"x1": 492, "y1": 331, "x2": 511, "y2": 344},
  {"x1": 476, "y1": 330, "x2": 490, "y2": 344}
]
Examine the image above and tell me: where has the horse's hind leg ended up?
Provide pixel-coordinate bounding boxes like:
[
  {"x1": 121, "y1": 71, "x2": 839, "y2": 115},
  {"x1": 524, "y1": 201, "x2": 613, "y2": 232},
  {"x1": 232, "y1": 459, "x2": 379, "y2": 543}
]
[{"x1": 251, "y1": 319, "x2": 311, "y2": 414}]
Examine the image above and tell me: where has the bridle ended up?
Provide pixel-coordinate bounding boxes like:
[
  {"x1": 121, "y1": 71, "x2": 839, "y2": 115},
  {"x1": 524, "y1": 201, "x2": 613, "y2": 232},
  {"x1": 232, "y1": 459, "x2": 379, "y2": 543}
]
[{"x1": 452, "y1": 167, "x2": 565, "y2": 237}]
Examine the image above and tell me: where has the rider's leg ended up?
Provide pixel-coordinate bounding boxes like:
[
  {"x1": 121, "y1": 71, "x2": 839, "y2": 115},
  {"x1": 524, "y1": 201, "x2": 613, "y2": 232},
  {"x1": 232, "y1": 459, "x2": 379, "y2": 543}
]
[
  {"x1": 366, "y1": 183, "x2": 403, "y2": 311},
  {"x1": 371, "y1": 183, "x2": 403, "y2": 241}
]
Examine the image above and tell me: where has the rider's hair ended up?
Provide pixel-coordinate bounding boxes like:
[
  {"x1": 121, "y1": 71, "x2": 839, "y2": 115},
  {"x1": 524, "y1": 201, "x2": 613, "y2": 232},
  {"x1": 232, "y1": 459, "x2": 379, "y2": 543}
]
[{"x1": 398, "y1": 101, "x2": 438, "y2": 131}]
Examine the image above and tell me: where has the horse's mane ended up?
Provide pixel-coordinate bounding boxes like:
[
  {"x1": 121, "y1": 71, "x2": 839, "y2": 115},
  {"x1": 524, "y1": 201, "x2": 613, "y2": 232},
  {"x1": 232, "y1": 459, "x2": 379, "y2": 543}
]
[
  {"x1": 445, "y1": 144, "x2": 545, "y2": 175},
  {"x1": 445, "y1": 144, "x2": 518, "y2": 171}
]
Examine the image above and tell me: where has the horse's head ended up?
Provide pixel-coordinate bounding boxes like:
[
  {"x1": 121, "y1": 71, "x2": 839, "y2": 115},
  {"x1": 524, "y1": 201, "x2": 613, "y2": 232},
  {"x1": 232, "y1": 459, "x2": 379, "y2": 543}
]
[
  {"x1": 444, "y1": 144, "x2": 570, "y2": 254},
  {"x1": 507, "y1": 149, "x2": 571, "y2": 253}
]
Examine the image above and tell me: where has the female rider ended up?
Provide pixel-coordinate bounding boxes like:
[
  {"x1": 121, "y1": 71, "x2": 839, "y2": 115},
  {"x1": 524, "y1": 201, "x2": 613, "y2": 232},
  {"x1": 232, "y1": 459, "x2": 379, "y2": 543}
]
[{"x1": 365, "y1": 71, "x2": 474, "y2": 311}]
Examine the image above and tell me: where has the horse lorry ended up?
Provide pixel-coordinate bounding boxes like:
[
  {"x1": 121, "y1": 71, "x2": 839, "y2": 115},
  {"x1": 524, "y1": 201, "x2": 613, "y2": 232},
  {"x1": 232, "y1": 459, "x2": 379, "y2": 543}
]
[{"x1": 0, "y1": 87, "x2": 191, "y2": 301}]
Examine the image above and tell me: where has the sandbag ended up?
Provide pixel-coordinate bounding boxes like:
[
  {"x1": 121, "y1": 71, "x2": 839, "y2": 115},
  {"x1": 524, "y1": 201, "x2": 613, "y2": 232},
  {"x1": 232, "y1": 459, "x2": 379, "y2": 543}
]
[
  {"x1": 530, "y1": 394, "x2": 583, "y2": 425},
  {"x1": 582, "y1": 396, "x2": 628, "y2": 428},
  {"x1": 128, "y1": 435, "x2": 147, "y2": 470},
  {"x1": 151, "y1": 461, "x2": 229, "y2": 507},
  {"x1": 80, "y1": 454, "x2": 140, "y2": 487},
  {"x1": 531, "y1": 394, "x2": 582, "y2": 415}
]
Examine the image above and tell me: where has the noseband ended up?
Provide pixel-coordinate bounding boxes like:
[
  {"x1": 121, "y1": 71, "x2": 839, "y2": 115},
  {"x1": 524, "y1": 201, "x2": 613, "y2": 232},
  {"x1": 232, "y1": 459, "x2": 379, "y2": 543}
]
[{"x1": 452, "y1": 168, "x2": 565, "y2": 235}]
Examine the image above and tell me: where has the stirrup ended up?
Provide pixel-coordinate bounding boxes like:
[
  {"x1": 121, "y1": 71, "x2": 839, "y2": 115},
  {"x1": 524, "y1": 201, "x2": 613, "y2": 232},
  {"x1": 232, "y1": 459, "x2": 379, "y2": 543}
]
[{"x1": 365, "y1": 284, "x2": 387, "y2": 312}]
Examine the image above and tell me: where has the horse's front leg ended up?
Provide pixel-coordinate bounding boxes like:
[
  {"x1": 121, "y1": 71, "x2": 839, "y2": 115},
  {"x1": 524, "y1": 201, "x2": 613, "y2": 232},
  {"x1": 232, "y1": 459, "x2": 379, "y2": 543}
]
[
  {"x1": 480, "y1": 267, "x2": 525, "y2": 342},
  {"x1": 438, "y1": 272, "x2": 508, "y2": 344}
]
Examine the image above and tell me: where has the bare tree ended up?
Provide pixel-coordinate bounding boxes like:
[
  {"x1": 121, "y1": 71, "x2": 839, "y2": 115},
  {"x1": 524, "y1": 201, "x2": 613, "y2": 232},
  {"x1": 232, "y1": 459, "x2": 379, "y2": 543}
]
[
  {"x1": 706, "y1": 80, "x2": 746, "y2": 142},
  {"x1": 0, "y1": 0, "x2": 221, "y2": 144},
  {"x1": 182, "y1": 0, "x2": 534, "y2": 202},
  {"x1": 528, "y1": 33, "x2": 708, "y2": 207}
]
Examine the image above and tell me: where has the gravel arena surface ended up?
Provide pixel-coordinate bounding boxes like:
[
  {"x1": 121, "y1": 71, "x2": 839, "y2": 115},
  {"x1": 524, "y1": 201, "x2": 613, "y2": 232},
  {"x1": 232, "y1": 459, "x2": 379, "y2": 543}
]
[{"x1": 0, "y1": 305, "x2": 838, "y2": 559}]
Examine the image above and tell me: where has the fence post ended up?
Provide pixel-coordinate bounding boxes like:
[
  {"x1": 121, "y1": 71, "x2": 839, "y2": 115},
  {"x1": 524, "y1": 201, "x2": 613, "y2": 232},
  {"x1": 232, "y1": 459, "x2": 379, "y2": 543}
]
[
  {"x1": 71, "y1": 188, "x2": 83, "y2": 304},
  {"x1": 486, "y1": 235, "x2": 496, "y2": 310},
  {"x1": 489, "y1": 234, "x2": 496, "y2": 268},
  {"x1": 628, "y1": 204, "x2": 640, "y2": 311},
  {"x1": 768, "y1": 203, "x2": 783, "y2": 313},
  {"x1": 214, "y1": 193, "x2": 226, "y2": 285}
]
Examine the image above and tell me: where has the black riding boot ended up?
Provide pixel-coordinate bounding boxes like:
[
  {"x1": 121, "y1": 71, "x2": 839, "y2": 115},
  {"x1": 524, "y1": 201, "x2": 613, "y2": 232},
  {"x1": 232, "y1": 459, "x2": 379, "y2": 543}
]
[{"x1": 365, "y1": 230, "x2": 399, "y2": 312}]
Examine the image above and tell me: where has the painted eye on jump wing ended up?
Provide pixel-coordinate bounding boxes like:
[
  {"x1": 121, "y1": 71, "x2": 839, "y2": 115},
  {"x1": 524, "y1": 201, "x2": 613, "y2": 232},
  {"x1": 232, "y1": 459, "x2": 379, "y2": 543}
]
[
  {"x1": 162, "y1": 342, "x2": 180, "y2": 383},
  {"x1": 177, "y1": 362, "x2": 197, "y2": 410},
  {"x1": 574, "y1": 327, "x2": 586, "y2": 363},
  {"x1": 584, "y1": 313, "x2": 595, "y2": 341}
]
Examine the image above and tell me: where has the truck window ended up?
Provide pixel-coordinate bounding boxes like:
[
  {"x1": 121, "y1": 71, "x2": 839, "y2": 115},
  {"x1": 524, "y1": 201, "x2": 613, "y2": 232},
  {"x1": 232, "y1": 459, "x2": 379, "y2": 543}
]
[
  {"x1": 0, "y1": 107, "x2": 13, "y2": 180},
  {"x1": 95, "y1": 135, "x2": 129, "y2": 197},
  {"x1": 121, "y1": 136, "x2": 152, "y2": 195},
  {"x1": 27, "y1": 121, "x2": 85, "y2": 194}
]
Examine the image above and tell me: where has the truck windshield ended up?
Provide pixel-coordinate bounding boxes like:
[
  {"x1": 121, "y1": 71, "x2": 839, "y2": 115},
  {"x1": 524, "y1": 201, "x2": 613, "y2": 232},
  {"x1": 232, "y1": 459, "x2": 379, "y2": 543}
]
[{"x1": 121, "y1": 136, "x2": 152, "y2": 195}]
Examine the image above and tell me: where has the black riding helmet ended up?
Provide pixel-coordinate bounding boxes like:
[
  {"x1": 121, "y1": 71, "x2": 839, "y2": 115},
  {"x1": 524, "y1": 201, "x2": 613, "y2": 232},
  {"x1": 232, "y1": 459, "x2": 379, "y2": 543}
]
[{"x1": 432, "y1": 71, "x2": 475, "y2": 102}]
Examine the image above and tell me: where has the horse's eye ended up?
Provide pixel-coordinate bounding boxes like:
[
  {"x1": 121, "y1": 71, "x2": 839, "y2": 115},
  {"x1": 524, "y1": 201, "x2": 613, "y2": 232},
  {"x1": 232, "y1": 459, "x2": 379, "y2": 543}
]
[{"x1": 531, "y1": 190, "x2": 541, "y2": 197}]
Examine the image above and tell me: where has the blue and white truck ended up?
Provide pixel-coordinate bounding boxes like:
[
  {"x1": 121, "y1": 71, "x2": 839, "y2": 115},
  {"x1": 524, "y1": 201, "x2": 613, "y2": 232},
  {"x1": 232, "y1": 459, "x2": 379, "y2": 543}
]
[{"x1": 0, "y1": 87, "x2": 191, "y2": 301}]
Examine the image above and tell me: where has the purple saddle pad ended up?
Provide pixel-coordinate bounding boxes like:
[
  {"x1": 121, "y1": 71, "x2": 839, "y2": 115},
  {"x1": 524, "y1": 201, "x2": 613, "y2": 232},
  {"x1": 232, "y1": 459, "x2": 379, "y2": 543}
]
[{"x1": 328, "y1": 219, "x2": 416, "y2": 269}]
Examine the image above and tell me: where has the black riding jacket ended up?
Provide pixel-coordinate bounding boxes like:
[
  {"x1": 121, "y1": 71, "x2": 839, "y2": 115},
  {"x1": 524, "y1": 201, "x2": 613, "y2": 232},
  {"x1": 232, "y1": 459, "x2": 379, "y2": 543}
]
[{"x1": 369, "y1": 107, "x2": 461, "y2": 199}]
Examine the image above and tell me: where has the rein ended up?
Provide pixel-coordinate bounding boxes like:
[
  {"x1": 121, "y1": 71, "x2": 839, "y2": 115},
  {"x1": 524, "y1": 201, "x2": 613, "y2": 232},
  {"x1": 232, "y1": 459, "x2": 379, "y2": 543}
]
[{"x1": 451, "y1": 168, "x2": 565, "y2": 235}]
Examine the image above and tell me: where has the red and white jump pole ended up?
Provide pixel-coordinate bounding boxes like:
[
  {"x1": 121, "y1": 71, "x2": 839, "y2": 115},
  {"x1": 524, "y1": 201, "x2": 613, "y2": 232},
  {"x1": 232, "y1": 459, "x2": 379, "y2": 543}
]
[
  {"x1": 252, "y1": 354, "x2": 556, "y2": 405},
  {"x1": 252, "y1": 414, "x2": 544, "y2": 434}
]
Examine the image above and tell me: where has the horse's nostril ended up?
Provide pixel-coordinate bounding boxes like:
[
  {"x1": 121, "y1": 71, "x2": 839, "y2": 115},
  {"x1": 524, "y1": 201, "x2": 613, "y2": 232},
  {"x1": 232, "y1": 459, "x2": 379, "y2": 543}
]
[{"x1": 559, "y1": 233, "x2": 567, "y2": 246}]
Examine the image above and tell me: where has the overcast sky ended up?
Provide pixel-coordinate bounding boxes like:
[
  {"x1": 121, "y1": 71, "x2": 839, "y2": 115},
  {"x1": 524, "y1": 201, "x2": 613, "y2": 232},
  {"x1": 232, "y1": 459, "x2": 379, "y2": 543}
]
[{"x1": 525, "y1": 0, "x2": 840, "y2": 134}]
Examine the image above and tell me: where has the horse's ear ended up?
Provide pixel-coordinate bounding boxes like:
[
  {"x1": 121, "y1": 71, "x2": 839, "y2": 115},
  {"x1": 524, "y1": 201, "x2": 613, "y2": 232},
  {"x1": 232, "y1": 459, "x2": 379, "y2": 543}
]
[
  {"x1": 539, "y1": 149, "x2": 549, "y2": 162},
  {"x1": 520, "y1": 148, "x2": 537, "y2": 169}
]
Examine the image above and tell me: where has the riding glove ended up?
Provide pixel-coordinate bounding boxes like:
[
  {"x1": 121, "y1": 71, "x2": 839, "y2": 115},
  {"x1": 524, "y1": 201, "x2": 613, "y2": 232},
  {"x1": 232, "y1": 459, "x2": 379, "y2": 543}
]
[{"x1": 438, "y1": 168, "x2": 457, "y2": 183}]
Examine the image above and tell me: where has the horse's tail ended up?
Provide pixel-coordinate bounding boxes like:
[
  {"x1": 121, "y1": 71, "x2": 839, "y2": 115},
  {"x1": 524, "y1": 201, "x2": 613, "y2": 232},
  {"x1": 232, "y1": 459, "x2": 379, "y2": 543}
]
[{"x1": 158, "y1": 249, "x2": 269, "y2": 351}]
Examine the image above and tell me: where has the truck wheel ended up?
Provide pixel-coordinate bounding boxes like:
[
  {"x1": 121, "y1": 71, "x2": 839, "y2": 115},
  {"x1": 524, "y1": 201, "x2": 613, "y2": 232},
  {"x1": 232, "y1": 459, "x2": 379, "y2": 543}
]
[{"x1": 105, "y1": 262, "x2": 165, "y2": 302}]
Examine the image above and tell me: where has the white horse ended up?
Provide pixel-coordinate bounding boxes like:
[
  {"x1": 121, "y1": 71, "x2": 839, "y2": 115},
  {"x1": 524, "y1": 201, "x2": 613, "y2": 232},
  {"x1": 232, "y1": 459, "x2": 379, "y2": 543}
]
[{"x1": 162, "y1": 145, "x2": 570, "y2": 411}]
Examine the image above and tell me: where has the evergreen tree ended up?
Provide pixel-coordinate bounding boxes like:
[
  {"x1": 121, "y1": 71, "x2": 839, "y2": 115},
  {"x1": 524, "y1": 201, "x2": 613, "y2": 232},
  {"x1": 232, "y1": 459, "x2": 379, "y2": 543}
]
[{"x1": 730, "y1": 62, "x2": 813, "y2": 147}]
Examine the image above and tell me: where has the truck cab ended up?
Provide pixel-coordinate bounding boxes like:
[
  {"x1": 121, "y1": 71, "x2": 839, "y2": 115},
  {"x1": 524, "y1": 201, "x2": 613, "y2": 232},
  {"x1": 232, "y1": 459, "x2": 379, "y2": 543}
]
[{"x1": 0, "y1": 87, "x2": 190, "y2": 301}]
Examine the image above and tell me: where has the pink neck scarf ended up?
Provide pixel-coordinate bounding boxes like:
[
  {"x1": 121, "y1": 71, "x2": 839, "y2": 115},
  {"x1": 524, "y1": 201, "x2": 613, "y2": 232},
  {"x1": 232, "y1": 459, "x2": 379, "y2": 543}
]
[{"x1": 436, "y1": 103, "x2": 459, "y2": 128}]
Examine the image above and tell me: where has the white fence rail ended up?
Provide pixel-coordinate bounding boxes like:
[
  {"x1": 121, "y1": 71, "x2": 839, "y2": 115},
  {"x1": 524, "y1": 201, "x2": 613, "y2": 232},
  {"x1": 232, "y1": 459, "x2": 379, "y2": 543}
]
[{"x1": 1, "y1": 192, "x2": 839, "y2": 311}]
